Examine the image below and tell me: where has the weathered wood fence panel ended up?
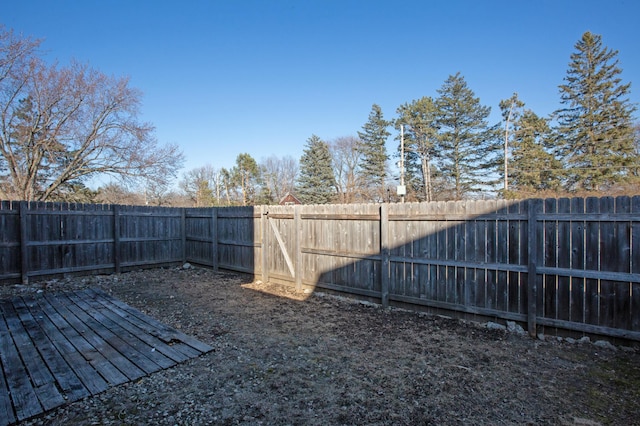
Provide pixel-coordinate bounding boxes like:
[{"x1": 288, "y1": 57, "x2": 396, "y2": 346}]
[
  {"x1": 385, "y1": 200, "x2": 530, "y2": 323},
  {"x1": 2, "y1": 196, "x2": 639, "y2": 341},
  {"x1": 255, "y1": 197, "x2": 640, "y2": 341},
  {"x1": 0, "y1": 201, "x2": 21, "y2": 282},
  {"x1": 0, "y1": 202, "x2": 185, "y2": 283},
  {"x1": 117, "y1": 205, "x2": 184, "y2": 269},
  {"x1": 184, "y1": 208, "x2": 215, "y2": 267},
  {"x1": 306, "y1": 203, "x2": 382, "y2": 298},
  {"x1": 215, "y1": 207, "x2": 259, "y2": 275}
]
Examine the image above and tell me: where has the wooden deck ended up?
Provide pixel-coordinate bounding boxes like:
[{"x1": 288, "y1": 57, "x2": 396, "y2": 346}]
[{"x1": 0, "y1": 288, "x2": 213, "y2": 425}]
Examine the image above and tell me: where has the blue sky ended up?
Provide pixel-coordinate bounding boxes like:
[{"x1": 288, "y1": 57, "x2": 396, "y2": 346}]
[{"x1": 4, "y1": 0, "x2": 640, "y2": 181}]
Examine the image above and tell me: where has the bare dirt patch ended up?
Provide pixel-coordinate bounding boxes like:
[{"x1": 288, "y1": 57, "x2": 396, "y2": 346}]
[{"x1": 3, "y1": 267, "x2": 640, "y2": 425}]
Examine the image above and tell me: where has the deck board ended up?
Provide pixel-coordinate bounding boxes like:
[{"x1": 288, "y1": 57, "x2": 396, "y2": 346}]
[{"x1": 0, "y1": 288, "x2": 213, "y2": 426}]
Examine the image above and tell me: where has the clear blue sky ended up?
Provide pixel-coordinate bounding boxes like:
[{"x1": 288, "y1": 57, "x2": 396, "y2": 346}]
[{"x1": 4, "y1": 0, "x2": 640, "y2": 181}]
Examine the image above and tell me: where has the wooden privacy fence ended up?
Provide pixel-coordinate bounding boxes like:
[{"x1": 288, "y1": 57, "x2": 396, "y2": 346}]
[
  {"x1": 1, "y1": 196, "x2": 639, "y2": 341},
  {"x1": 0, "y1": 201, "x2": 185, "y2": 283},
  {"x1": 219, "y1": 198, "x2": 640, "y2": 342}
]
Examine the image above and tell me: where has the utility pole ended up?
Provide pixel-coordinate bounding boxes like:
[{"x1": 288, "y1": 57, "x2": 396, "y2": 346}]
[
  {"x1": 504, "y1": 106, "x2": 512, "y2": 194},
  {"x1": 399, "y1": 124, "x2": 406, "y2": 203}
]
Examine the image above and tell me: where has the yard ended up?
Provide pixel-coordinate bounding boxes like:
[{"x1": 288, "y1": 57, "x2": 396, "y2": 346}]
[{"x1": 3, "y1": 266, "x2": 640, "y2": 425}]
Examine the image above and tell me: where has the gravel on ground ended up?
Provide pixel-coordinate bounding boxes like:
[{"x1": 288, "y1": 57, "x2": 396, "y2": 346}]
[{"x1": 2, "y1": 266, "x2": 639, "y2": 425}]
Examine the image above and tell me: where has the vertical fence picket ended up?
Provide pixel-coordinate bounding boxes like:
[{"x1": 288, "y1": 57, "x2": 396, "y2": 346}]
[
  {"x1": 632, "y1": 196, "x2": 640, "y2": 332},
  {"x1": 599, "y1": 197, "x2": 616, "y2": 328},
  {"x1": 557, "y1": 198, "x2": 571, "y2": 322},
  {"x1": 614, "y1": 196, "x2": 632, "y2": 330},
  {"x1": 19, "y1": 201, "x2": 29, "y2": 284},
  {"x1": 527, "y1": 199, "x2": 542, "y2": 337},
  {"x1": 585, "y1": 197, "x2": 601, "y2": 326},
  {"x1": 380, "y1": 203, "x2": 389, "y2": 308},
  {"x1": 570, "y1": 197, "x2": 586, "y2": 324}
]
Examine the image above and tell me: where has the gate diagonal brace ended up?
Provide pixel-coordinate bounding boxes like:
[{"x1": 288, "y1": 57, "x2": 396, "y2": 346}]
[{"x1": 267, "y1": 216, "x2": 295, "y2": 278}]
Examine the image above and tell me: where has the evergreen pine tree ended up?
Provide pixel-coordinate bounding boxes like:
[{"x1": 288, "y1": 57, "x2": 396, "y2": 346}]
[
  {"x1": 509, "y1": 109, "x2": 563, "y2": 195},
  {"x1": 395, "y1": 97, "x2": 439, "y2": 201},
  {"x1": 297, "y1": 134, "x2": 336, "y2": 204},
  {"x1": 435, "y1": 73, "x2": 500, "y2": 200},
  {"x1": 357, "y1": 104, "x2": 390, "y2": 202},
  {"x1": 555, "y1": 31, "x2": 638, "y2": 191},
  {"x1": 230, "y1": 153, "x2": 260, "y2": 206}
]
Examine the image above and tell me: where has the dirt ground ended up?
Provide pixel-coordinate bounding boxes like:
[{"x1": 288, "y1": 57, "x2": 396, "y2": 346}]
[{"x1": 3, "y1": 266, "x2": 640, "y2": 425}]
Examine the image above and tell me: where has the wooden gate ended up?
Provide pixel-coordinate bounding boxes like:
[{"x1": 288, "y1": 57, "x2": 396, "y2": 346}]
[{"x1": 261, "y1": 205, "x2": 301, "y2": 290}]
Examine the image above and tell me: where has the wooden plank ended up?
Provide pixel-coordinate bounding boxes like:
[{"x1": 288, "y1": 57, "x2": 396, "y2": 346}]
[
  {"x1": 0, "y1": 349, "x2": 15, "y2": 425},
  {"x1": 530, "y1": 212, "x2": 640, "y2": 221},
  {"x1": 556, "y1": 198, "x2": 571, "y2": 322},
  {"x1": 51, "y1": 292, "x2": 163, "y2": 376},
  {"x1": 599, "y1": 197, "x2": 615, "y2": 328},
  {"x1": 211, "y1": 208, "x2": 219, "y2": 271},
  {"x1": 181, "y1": 208, "x2": 187, "y2": 263},
  {"x1": 12, "y1": 297, "x2": 90, "y2": 403},
  {"x1": 496, "y1": 200, "x2": 509, "y2": 312},
  {"x1": 543, "y1": 198, "x2": 558, "y2": 321},
  {"x1": 66, "y1": 292, "x2": 177, "y2": 369},
  {"x1": 507, "y1": 201, "x2": 521, "y2": 314},
  {"x1": 454, "y1": 201, "x2": 466, "y2": 306},
  {"x1": 0, "y1": 301, "x2": 66, "y2": 411},
  {"x1": 585, "y1": 197, "x2": 601, "y2": 326},
  {"x1": 391, "y1": 293, "x2": 527, "y2": 322},
  {"x1": 485, "y1": 201, "x2": 498, "y2": 310},
  {"x1": 633, "y1": 196, "x2": 640, "y2": 331},
  {"x1": 114, "y1": 204, "x2": 121, "y2": 274},
  {"x1": 82, "y1": 289, "x2": 198, "y2": 360},
  {"x1": 390, "y1": 213, "x2": 528, "y2": 221},
  {"x1": 87, "y1": 289, "x2": 196, "y2": 362},
  {"x1": 91, "y1": 289, "x2": 213, "y2": 354},
  {"x1": 475, "y1": 204, "x2": 488, "y2": 309},
  {"x1": 614, "y1": 196, "x2": 631, "y2": 330},
  {"x1": 570, "y1": 197, "x2": 586, "y2": 324},
  {"x1": 527, "y1": 199, "x2": 543, "y2": 337},
  {"x1": 463, "y1": 203, "x2": 478, "y2": 307},
  {"x1": 435, "y1": 202, "x2": 448, "y2": 303},
  {"x1": 261, "y1": 206, "x2": 268, "y2": 282},
  {"x1": 22, "y1": 296, "x2": 109, "y2": 396},
  {"x1": 402, "y1": 203, "x2": 414, "y2": 298},
  {"x1": 37, "y1": 293, "x2": 135, "y2": 385},
  {"x1": 19, "y1": 201, "x2": 29, "y2": 284},
  {"x1": 300, "y1": 213, "x2": 380, "y2": 221},
  {"x1": 380, "y1": 204, "x2": 390, "y2": 307},
  {"x1": 0, "y1": 301, "x2": 42, "y2": 421},
  {"x1": 387, "y1": 204, "x2": 401, "y2": 297},
  {"x1": 536, "y1": 316, "x2": 640, "y2": 341}
]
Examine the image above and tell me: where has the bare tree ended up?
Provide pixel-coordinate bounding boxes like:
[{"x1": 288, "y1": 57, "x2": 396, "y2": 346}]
[
  {"x1": 330, "y1": 136, "x2": 363, "y2": 204},
  {"x1": 259, "y1": 155, "x2": 298, "y2": 203},
  {"x1": 95, "y1": 182, "x2": 146, "y2": 205},
  {"x1": 0, "y1": 26, "x2": 183, "y2": 201},
  {"x1": 179, "y1": 164, "x2": 223, "y2": 207}
]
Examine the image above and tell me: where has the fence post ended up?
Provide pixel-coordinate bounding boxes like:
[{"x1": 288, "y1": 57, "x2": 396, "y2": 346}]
[
  {"x1": 527, "y1": 199, "x2": 540, "y2": 337},
  {"x1": 19, "y1": 201, "x2": 29, "y2": 284},
  {"x1": 380, "y1": 203, "x2": 390, "y2": 308},
  {"x1": 294, "y1": 205, "x2": 302, "y2": 292},
  {"x1": 211, "y1": 208, "x2": 218, "y2": 271},
  {"x1": 113, "y1": 204, "x2": 121, "y2": 274},
  {"x1": 261, "y1": 206, "x2": 268, "y2": 283},
  {"x1": 181, "y1": 208, "x2": 187, "y2": 264}
]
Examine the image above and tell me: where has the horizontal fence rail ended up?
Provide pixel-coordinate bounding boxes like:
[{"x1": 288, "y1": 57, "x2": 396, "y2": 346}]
[{"x1": 1, "y1": 196, "x2": 639, "y2": 342}]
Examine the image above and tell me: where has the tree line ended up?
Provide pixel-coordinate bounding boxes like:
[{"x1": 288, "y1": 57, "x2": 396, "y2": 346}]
[
  {"x1": 179, "y1": 31, "x2": 638, "y2": 206},
  {"x1": 1, "y1": 26, "x2": 638, "y2": 206}
]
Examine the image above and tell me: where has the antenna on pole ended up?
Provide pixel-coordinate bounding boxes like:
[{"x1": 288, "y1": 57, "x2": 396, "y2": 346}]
[{"x1": 397, "y1": 124, "x2": 406, "y2": 203}]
